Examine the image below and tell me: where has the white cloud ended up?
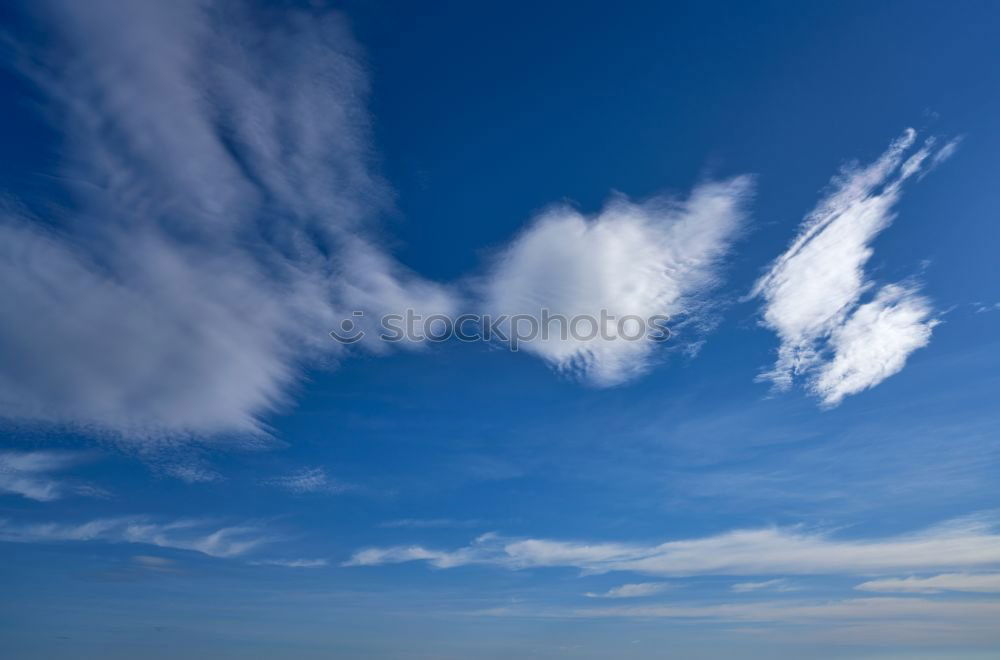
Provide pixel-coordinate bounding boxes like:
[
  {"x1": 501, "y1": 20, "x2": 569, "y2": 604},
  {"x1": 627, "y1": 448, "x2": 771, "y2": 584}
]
[
  {"x1": 0, "y1": 0, "x2": 454, "y2": 440},
  {"x1": 345, "y1": 542, "x2": 483, "y2": 570},
  {"x1": 812, "y1": 284, "x2": 937, "y2": 405},
  {"x1": 249, "y1": 558, "x2": 328, "y2": 568},
  {"x1": 482, "y1": 178, "x2": 752, "y2": 385},
  {"x1": 263, "y1": 467, "x2": 349, "y2": 494},
  {"x1": 972, "y1": 301, "x2": 1000, "y2": 314},
  {"x1": 0, "y1": 516, "x2": 269, "y2": 558},
  {"x1": 345, "y1": 515, "x2": 1000, "y2": 577},
  {"x1": 585, "y1": 582, "x2": 671, "y2": 598},
  {"x1": 856, "y1": 573, "x2": 1000, "y2": 594},
  {"x1": 0, "y1": 450, "x2": 97, "y2": 501},
  {"x1": 731, "y1": 578, "x2": 798, "y2": 593},
  {"x1": 751, "y1": 130, "x2": 952, "y2": 404}
]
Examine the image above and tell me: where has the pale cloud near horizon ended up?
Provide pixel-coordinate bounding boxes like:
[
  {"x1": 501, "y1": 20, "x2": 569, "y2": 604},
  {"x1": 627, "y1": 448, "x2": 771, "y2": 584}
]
[
  {"x1": 481, "y1": 596, "x2": 1000, "y2": 624},
  {"x1": 856, "y1": 573, "x2": 1000, "y2": 594},
  {"x1": 345, "y1": 515, "x2": 1000, "y2": 577},
  {"x1": 730, "y1": 578, "x2": 799, "y2": 593},
  {"x1": 471, "y1": 596, "x2": 1000, "y2": 647},
  {"x1": 474, "y1": 596, "x2": 1000, "y2": 642},
  {"x1": 751, "y1": 130, "x2": 956, "y2": 405},
  {"x1": 482, "y1": 178, "x2": 753, "y2": 385},
  {"x1": 0, "y1": 0, "x2": 455, "y2": 441},
  {"x1": 0, "y1": 515, "x2": 269, "y2": 558}
]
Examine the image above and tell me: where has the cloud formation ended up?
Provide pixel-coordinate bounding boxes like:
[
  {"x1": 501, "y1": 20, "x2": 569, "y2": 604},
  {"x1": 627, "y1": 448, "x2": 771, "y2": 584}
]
[
  {"x1": 482, "y1": 178, "x2": 752, "y2": 385},
  {"x1": 730, "y1": 578, "x2": 798, "y2": 593},
  {"x1": 856, "y1": 573, "x2": 1000, "y2": 594},
  {"x1": 751, "y1": 130, "x2": 955, "y2": 405},
  {"x1": 0, "y1": 0, "x2": 454, "y2": 439},
  {"x1": 584, "y1": 582, "x2": 671, "y2": 598},
  {"x1": 262, "y1": 467, "x2": 349, "y2": 494},
  {"x1": 0, "y1": 450, "x2": 100, "y2": 501},
  {"x1": 811, "y1": 283, "x2": 937, "y2": 404},
  {"x1": 249, "y1": 558, "x2": 328, "y2": 568},
  {"x1": 345, "y1": 516, "x2": 1000, "y2": 577},
  {"x1": 0, "y1": 516, "x2": 268, "y2": 558}
]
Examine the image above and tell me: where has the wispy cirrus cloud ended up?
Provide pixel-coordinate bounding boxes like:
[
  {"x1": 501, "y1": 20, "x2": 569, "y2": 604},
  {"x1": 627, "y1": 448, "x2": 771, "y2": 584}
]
[
  {"x1": 730, "y1": 578, "x2": 799, "y2": 593},
  {"x1": 345, "y1": 515, "x2": 1000, "y2": 577},
  {"x1": 751, "y1": 130, "x2": 957, "y2": 405},
  {"x1": 0, "y1": 450, "x2": 102, "y2": 501},
  {"x1": 0, "y1": 516, "x2": 270, "y2": 558},
  {"x1": 482, "y1": 178, "x2": 753, "y2": 385},
  {"x1": 0, "y1": 0, "x2": 454, "y2": 440},
  {"x1": 249, "y1": 558, "x2": 328, "y2": 568},
  {"x1": 262, "y1": 467, "x2": 350, "y2": 495},
  {"x1": 163, "y1": 463, "x2": 224, "y2": 484},
  {"x1": 856, "y1": 573, "x2": 1000, "y2": 594},
  {"x1": 585, "y1": 582, "x2": 672, "y2": 598}
]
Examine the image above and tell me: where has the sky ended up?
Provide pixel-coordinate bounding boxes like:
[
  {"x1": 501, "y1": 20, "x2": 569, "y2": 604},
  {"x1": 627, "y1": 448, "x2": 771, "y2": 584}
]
[{"x1": 1, "y1": 1, "x2": 999, "y2": 658}]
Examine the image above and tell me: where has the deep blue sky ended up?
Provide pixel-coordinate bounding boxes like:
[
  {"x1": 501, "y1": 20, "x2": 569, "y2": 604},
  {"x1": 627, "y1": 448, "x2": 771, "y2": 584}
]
[{"x1": 2, "y1": 1, "x2": 1000, "y2": 658}]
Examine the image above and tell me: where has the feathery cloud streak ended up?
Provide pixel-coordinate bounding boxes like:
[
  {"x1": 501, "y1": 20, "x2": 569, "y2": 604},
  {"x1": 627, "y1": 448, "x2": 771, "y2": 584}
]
[
  {"x1": 345, "y1": 516, "x2": 1000, "y2": 577},
  {"x1": 856, "y1": 573, "x2": 1000, "y2": 594},
  {"x1": 584, "y1": 582, "x2": 672, "y2": 598},
  {"x1": 249, "y1": 558, "x2": 329, "y2": 568},
  {"x1": 0, "y1": 515, "x2": 269, "y2": 557},
  {"x1": 0, "y1": 451, "x2": 99, "y2": 501},
  {"x1": 0, "y1": 0, "x2": 454, "y2": 439}
]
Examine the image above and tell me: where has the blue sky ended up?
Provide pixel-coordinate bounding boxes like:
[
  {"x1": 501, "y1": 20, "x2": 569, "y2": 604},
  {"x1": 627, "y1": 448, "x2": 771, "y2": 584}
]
[{"x1": 1, "y1": 1, "x2": 1000, "y2": 658}]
